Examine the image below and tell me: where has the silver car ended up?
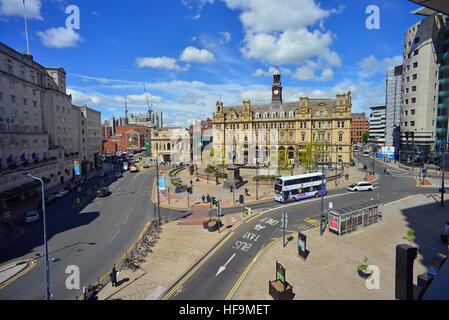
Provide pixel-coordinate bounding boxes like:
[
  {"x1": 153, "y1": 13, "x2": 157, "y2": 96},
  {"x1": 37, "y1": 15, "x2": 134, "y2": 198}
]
[{"x1": 24, "y1": 210, "x2": 40, "y2": 223}]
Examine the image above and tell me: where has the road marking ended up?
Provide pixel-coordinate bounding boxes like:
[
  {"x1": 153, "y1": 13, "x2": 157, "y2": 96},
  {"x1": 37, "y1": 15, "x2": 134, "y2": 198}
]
[
  {"x1": 123, "y1": 214, "x2": 130, "y2": 224},
  {"x1": 0, "y1": 259, "x2": 36, "y2": 290},
  {"x1": 108, "y1": 230, "x2": 120, "y2": 243},
  {"x1": 162, "y1": 231, "x2": 235, "y2": 300},
  {"x1": 216, "y1": 253, "x2": 236, "y2": 277}
]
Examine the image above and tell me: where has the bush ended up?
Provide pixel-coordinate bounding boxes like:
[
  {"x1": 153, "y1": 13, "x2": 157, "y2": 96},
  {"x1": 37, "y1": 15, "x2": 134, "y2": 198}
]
[
  {"x1": 253, "y1": 175, "x2": 276, "y2": 181},
  {"x1": 216, "y1": 172, "x2": 228, "y2": 179},
  {"x1": 205, "y1": 166, "x2": 216, "y2": 174}
]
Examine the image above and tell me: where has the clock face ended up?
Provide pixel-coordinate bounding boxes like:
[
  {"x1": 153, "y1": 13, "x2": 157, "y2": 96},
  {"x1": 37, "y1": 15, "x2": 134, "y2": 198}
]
[{"x1": 274, "y1": 89, "x2": 279, "y2": 95}]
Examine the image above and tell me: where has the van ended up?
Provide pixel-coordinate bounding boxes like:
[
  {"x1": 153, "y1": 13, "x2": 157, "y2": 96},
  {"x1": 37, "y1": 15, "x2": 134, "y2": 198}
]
[{"x1": 348, "y1": 182, "x2": 373, "y2": 192}]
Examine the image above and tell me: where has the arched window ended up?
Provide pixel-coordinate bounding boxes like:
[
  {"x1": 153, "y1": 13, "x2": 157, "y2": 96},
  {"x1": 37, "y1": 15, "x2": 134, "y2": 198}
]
[
  {"x1": 289, "y1": 111, "x2": 294, "y2": 118},
  {"x1": 272, "y1": 112, "x2": 277, "y2": 118},
  {"x1": 280, "y1": 112, "x2": 285, "y2": 118},
  {"x1": 263, "y1": 112, "x2": 268, "y2": 118},
  {"x1": 255, "y1": 113, "x2": 260, "y2": 119}
]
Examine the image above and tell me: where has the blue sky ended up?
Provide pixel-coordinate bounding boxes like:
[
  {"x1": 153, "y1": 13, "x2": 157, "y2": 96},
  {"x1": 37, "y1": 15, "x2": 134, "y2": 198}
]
[{"x1": 0, "y1": 0, "x2": 426, "y2": 128}]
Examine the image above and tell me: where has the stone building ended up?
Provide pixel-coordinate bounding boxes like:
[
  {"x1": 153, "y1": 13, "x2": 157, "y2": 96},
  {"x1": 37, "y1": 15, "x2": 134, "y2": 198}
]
[{"x1": 212, "y1": 73, "x2": 353, "y2": 167}]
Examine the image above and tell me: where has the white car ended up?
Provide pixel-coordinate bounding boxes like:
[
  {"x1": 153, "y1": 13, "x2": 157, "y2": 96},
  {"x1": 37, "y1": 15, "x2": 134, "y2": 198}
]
[
  {"x1": 24, "y1": 210, "x2": 40, "y2": 223},
  {"x1": 57, "y1": 189, "x2": 69, "y2": 198},
  {"x1": 348, "y1": 182, "x2": 373, "y2": 192}
]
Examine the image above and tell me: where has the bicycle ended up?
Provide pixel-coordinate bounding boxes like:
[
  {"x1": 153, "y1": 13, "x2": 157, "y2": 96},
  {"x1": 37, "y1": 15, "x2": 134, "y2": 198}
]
[{"x1": 124, "y1": 258, "x2": 139, "y2": 271}]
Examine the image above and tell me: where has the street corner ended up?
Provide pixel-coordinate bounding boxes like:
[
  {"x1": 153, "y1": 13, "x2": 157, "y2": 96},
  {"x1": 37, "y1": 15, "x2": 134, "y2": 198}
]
[{"x1": 0, "y1": 259, "x2": 36, "y2": 290}]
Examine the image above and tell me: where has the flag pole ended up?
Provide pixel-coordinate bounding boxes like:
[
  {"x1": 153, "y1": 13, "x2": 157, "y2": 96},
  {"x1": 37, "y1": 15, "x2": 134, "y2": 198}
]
[{"x1": 23, "y1": 0, "x2": 30, "y2": 55}]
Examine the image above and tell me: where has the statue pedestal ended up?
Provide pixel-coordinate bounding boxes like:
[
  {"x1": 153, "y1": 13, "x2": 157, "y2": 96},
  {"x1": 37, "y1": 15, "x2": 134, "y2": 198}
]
[{"x1": 223, "y1": 165, "x2": 244, "y2": 189}]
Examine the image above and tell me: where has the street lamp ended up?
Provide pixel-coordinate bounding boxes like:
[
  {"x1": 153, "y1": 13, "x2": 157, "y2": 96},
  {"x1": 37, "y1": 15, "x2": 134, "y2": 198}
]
[
  {"x1": 24, "y1": 173, "x2": 51, "y2": 300},
  {"x1": 315, "y1": 150, "x2": 326, "y2": 236},
  {"x1": 155, "y1": 154, "x2": 162, "y2": 224},
  {"x1": 440, "y1": 142, "x2": 449, "y2": 207}
]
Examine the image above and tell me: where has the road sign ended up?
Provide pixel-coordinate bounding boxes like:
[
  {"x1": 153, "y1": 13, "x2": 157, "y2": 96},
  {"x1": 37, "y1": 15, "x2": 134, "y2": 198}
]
[
  {"x1": 157, "y1": 156, "x2": 162, "y2": 163},
  {"x1": 329, "y1": 202, "x2": 333, "y2": 210},
  {"x1": 158, "y1": 176, "x2": 165, "y2": 190},
  {"x1": 281, "y1": 212, "x2": 288, "y2": 228},
  {"x1": 276, "y1": 261, "x2": 286, "y2": 289},
  {"x1": 74, "y1": 160, "x2": 80, "y2": 176}
]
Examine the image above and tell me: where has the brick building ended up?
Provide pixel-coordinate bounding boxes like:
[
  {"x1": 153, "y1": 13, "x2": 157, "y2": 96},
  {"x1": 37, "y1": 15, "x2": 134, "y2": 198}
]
[{"x1": 351, "y1": 112, "x2": 369, "y2": 144}]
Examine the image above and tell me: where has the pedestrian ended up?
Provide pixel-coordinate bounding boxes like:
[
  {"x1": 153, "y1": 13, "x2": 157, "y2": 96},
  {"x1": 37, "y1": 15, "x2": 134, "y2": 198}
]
[
  {"x1": 110, "y1": 266, "x2": 118, "y2": 287},
  {"x1": 202, "y1": 195, "x2": 205, "y2": 203},
  {"x1": 207, "y1": 194, "x2": 211, "y2": 203}
]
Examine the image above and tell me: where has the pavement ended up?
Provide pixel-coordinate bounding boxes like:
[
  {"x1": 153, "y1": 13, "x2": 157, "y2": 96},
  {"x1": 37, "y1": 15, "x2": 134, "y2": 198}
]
[
  {"x1": 96, "y1": 189, "x2": 448, "y2": 300},
  {"x1": 233, "y1": 193, "x2": 449, "y2": 300},
  {"x1": 155, "y1": 165, "x2": 373, "y2": 210},
  {"x1": 97, "y1": 211, "x2": 247, "y2": 300}
]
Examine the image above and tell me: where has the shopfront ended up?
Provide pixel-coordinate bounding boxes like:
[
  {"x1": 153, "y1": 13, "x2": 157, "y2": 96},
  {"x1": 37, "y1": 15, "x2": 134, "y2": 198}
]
[{"x1": 328, "y1": 200, "x2": 383, "y2": 236}]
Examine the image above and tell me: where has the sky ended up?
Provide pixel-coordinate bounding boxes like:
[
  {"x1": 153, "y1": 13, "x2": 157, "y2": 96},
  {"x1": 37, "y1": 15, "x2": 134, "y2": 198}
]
[{"x1": 0, "y1": 0, "x2": 427, "y2": 128}]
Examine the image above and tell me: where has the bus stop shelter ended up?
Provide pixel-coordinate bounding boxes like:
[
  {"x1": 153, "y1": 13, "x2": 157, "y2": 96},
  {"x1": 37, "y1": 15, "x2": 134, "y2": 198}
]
[{"x1": 328, "y1": 200, "x2": 383, "y2": 236}]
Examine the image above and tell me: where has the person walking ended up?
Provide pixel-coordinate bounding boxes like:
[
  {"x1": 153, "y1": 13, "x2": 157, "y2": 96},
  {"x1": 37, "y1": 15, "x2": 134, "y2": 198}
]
[
  {"x1": 110, "y1": 266, "x2": 118, "y2": 287},
  {"x1": 202, "y1": 195, "x2": 205, "y2": 203}
]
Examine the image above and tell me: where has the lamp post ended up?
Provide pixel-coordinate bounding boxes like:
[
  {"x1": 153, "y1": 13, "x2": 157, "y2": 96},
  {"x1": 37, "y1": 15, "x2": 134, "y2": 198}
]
[
  {"x1": 155, "y1": 154, "x2": 161, "y2": 224},
  {"x1": 24, "y1": 173, "x2": 50, "y2": 300},
  {"x1": 315, "y1": 151, "x2": 326, "y2": 236},
  {"x1": 440, "y1": 142, "x2": 449, "y2": 207}
]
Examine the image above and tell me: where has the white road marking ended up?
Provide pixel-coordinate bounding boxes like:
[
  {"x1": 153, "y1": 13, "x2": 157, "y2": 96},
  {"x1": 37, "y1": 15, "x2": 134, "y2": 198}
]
[
  {"x1": 216, "y1": 253, "x2": 236, "y2": 277},
  {"x1": 108, "y1": 230, "x2": 120, "y2": 243},
  {"x1": 123, "y1": 214, "x2": 130, "y2": 224}
]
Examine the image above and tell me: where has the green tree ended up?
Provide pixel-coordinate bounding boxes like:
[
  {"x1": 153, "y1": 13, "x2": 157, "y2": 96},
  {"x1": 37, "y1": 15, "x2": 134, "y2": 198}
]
[
  {"x1": 299, "y1": 142, "x2": 325, "y2": 172},
  {"x1": 362, "y1": 131, "x2": 370, "y2": 143}
]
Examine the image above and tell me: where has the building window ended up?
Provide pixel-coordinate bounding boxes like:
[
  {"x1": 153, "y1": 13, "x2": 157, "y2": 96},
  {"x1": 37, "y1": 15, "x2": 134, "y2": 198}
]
[
  {"x1": 412, "y1": 74, "x2": 417, "y2": 80},
  {"x1": 301, "y1": 133, "x2": 305, "y2": 142},
  {"x1": 406, "y1": 88, "x2": 409, "y2": 93},
  {"x1": 23, "y1": 111, "x2": 28, "y2": 119},
  {"x1": 10, "y1": 81, "x2": 14, "y2": 89},
  {"x1": 33, "y1": 113, "x2": 38, "y2": 120},
  {"x1": 289, "y1": 133, "x2": 293, "y2": 142},
  {"x1": 33, "y1": 101, "x2": 37, "y2": 108},
  {"x1": 405, "y1": 99, "x2": 408, "y2": 104},
  {"x1": 412, "y1": 86, "x2": 416, "y2": 92},
  {"x1": 413, "y1": 62, "x2": 418, "y2": 68},
  {"x1": 338, "y1": 133, "x2": 343, "y2": 142},
  {"x1": 7, "y1": 65, "x2": 13, "y2": 74},
  {"x1": 23, "y1": 98, "x2": 27, "y2": 106},
  {"x1": 411, "y1": 97, "x2": 416, "y2": 103},
  {"x1": 12, "y1": 110, "x2": 18, "y2": 118},
  {"x1": 414, "y1": 37, "x2": 419, "y2": 44},
  {"x1": 11, "y1": 95, "x2": 16, "y2": 103},
  {"x1": 411, "y1": 109, "x2": 415, "y2": 115},
  {"x1": 410, "y1": 121, "x2": 415, "y2": 126},
  {"x1": 414, "y1": 49, "x2": 418, "y2": 55},
  {"x1": 320, "y1": 110, "x2": 323, "y2": 116}
]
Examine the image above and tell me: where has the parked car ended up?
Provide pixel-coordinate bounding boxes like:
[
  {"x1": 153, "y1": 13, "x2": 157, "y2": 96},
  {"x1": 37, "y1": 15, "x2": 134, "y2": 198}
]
[
  {"x1": 97, "y1": 187, "x2": 111, "y2": 197},
  {"x1": 24, "y1": 210, "x2": 40, "y2": 224},
  {"x1": 115, "y1": 172, "x2": 122, "y2": 178},
  {"x1": 57, "y1": 189, "x2": 69, "y2": 198},
  {"x1": 348, "y1": 182, "x2": 374, "y2": 192}
]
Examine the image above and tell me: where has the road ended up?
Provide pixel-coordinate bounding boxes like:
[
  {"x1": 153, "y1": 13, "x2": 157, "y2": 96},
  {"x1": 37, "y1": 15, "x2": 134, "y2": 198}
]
[
  {"x1": 0, "y1": 165, "x2": 186, "y2": 300},
  {"x1": 166, "y1": 157, "x2": 439, "y2": 300},
  {"x1": 0, "y1": 157, "x2": 438, "y2": 300}
]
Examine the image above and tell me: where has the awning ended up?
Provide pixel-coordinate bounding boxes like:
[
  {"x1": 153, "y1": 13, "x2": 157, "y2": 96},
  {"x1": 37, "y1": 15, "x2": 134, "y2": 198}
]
[{"x1": 409, "y1": 0, "x2": 449, "y2": 15}]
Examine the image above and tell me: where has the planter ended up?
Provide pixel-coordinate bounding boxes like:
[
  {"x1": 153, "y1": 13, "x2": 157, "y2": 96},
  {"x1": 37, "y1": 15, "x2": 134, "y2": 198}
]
[
  {"x1": 357, "y1": 268, "x2": 372, "y2": 279},
  {"x1": 206, "y1": 220, "x2": 222, "y2": 232}
]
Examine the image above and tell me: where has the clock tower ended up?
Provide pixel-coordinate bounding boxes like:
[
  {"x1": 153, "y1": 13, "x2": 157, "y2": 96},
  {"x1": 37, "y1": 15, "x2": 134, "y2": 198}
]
[{"x1": 271, "y1": 71, "x2": 282, "y2": 110}]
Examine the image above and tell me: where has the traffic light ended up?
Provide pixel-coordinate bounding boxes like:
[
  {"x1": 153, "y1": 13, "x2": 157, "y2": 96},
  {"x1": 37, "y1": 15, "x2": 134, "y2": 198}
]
[
  {"x1": 239, "y1": 195, "x2": 244, "y2": 205},
  {"x1": 230, "y1": 186, "x2": 233, "y2": 193},
  {"x1": 212, "y1": 196, "x2": 216, "y2": 206}
]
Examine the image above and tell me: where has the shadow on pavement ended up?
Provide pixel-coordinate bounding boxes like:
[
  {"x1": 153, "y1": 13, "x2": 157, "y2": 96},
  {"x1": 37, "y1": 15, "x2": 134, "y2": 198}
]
[{"x1": 400, "y1": 196, "x2": 449, "y2": 269}]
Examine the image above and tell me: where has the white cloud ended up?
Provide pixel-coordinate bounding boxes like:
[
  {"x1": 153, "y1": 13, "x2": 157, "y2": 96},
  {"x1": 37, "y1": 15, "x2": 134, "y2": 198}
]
[
  {"x1": 136, "y1": 56, "x2": 182, "y2": 70},
  {"x1": 252, "y1": 66, "x2": 279, "y2": 77},
  {"x1": 239, "y1": 89, "x2": 271, "y2": 103},
  {"x1": 357, "y1": 55, "x2": 403, "y2": 79},
  {"x1": 181, "y1": 0, "x2": 214, "y2": 19},
  {"x1": 114, "y1": 93, "x2": 164, "y2": 105},
  {"x1": 180, "y1": 46, "x2": 215, "y2": 63},
  {"x1": 37, "y1": 27, "x2": 83, "y2": 48},
  {"x1": 67, "y1": 88, "x2": 106, "y2": 106},
  {"x1": 223, "y1": 0, "x2": 340, "y2": 66},
  {"x1": 219, "y1": 31, "x2": 231, "y2": 44},
  {"x1": 291, "y1": 61, "x2": 334, "y2": 82},
  {"x1": 0, "y1": 0, "x2": 42, "y2": 20}
]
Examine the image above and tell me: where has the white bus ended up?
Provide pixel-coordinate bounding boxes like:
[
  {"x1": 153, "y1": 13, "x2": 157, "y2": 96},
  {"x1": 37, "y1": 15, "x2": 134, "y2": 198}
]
[{"x1": 274, "y1": 172, "x2": 326, "y2": 203}]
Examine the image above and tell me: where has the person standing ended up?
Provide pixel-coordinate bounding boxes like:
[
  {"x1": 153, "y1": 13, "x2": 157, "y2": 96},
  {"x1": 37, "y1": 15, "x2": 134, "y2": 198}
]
[
  {"x1": 110, "y1": 267, "x2": 118, "y2": 287},
  {"x1": 202, "y1": 195, "x2": 205, "y2": 203}
]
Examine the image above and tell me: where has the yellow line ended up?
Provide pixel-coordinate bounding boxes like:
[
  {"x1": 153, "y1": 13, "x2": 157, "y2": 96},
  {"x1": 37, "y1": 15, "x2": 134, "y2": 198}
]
[
  {"x1": 162, "y1": 231, "x2": 234, "y2": 300},
  {"x1": 226, "y1": 232, "x2": 296, "y2": 300},
  {"x1": 0, "y1": 259, "x2": 36, "y2": 290},
  {"x1": 244, "y1": 210, "x2": 263, "y2": 223}
]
